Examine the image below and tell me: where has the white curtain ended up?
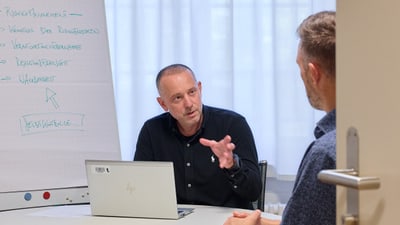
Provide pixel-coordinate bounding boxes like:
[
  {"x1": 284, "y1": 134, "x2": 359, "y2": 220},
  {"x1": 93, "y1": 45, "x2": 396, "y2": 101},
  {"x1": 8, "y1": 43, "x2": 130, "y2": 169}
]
[{"x1": 104, "y1": 0, "x2": 335, "y2": 177}]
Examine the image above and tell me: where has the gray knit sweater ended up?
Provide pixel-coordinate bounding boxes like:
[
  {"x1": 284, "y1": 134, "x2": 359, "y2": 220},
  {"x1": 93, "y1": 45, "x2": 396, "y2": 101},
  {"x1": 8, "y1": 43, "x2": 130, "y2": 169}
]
[{"x1": 281, "y1": 110, "x2": 336, "y2": 225}]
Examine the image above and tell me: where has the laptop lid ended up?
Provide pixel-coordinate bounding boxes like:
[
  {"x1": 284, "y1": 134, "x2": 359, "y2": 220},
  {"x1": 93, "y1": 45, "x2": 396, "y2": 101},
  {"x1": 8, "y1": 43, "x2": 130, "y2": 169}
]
[{"x1": 85, "y1": 160, "x2": 192, "y2": 219}]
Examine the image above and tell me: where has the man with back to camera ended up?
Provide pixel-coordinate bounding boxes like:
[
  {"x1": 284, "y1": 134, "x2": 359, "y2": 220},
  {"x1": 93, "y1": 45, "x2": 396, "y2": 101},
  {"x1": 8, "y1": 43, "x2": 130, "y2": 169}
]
[
  {"x1": 224, "y1": 10, "x2": 336, "y2": 225},
  {"x1": 134, "y1": 63, "x2": 261, "y2": 209}
]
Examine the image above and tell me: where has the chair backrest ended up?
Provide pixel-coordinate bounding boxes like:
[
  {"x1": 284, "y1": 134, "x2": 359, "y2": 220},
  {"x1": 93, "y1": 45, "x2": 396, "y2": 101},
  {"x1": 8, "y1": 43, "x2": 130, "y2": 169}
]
[{"x1": 253, "y1": 160, "x2": 268, "y2": 211}]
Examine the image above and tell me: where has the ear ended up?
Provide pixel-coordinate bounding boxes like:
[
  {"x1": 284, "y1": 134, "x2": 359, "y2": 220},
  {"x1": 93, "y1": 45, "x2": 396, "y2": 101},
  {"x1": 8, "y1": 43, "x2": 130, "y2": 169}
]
[
  {"x1": 307, "y1": 62, "x2": 321, "y2": 85},
  {"x1": 197, "y1": 81, "x2": 202, "y2": 94},
  {"x1": 157, "y1": 97, "x2": 169, "y2": 112}
]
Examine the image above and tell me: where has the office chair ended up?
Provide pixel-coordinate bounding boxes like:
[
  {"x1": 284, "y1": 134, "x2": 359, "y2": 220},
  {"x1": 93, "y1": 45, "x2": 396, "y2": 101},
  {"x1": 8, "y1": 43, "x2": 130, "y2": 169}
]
[{"x1": 253, "y1": 160, "x2": 268, "y2": 211}]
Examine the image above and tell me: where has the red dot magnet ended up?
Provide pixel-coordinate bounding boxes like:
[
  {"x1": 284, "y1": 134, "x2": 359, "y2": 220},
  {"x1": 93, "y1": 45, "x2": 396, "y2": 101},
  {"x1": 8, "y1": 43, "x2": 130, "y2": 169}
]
[{"x1": 43, "y1": 191, "x2": 51, "y2": 200}]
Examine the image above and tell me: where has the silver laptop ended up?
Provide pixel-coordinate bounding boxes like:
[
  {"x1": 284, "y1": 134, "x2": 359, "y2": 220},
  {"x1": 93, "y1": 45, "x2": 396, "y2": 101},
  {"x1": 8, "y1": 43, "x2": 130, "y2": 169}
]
[{"x1": 85, "y1": 160, "x2": 193, "y2": 219}]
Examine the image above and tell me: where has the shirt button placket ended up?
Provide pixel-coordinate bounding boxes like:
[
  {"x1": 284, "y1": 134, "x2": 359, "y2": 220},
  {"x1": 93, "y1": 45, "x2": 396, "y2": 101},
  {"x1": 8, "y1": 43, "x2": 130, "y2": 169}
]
[{"x1": 185, "y1": 142, "x2": 193, "y2": 195}]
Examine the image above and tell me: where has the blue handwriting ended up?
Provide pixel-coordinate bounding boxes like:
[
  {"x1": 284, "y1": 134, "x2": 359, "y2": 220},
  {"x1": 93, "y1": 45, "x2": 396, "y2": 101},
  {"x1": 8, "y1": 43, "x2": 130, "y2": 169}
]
[
  {"x1": 19, "y1": 74, "x2": 56, "y2": 85},
  {"x1": 12, "y1": 39, "x2": 81, "y2": 50},
  {"x1": 4, "y1": 7, "x2": 67, "y2": 18},
  {"x1": 16, "y1": 57, "x2": 69, "y2": 68}
]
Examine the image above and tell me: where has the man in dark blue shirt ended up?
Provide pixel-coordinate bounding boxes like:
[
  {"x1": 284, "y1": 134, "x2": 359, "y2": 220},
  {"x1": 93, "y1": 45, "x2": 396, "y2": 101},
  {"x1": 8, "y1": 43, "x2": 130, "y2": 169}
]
[{"x1": 134, "y1": 64, "x2": 261, "y2": 209}]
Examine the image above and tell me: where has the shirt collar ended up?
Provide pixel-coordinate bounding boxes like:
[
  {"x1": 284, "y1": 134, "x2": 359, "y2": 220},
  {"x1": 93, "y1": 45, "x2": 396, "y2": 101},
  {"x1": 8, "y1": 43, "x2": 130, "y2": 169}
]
[
  {"x1": 314, "y1": 109, "x2": 336, "y2": 139},
  {"x1": 168, "y1": 104, "x2": 208, "y2": 137}
]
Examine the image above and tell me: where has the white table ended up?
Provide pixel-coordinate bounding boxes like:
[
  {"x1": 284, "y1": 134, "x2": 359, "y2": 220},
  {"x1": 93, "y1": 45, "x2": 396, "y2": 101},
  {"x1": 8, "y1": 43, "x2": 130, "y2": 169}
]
[{"x1": 1, "y1": 204, "x2": 281, "y2": 225}]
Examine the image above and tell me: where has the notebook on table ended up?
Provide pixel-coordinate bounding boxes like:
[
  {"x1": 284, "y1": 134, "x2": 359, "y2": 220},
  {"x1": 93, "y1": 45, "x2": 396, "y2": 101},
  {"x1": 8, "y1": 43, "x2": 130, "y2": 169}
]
[{"x1": 85, "y1": 160, "x2": 193, "y2": 219}]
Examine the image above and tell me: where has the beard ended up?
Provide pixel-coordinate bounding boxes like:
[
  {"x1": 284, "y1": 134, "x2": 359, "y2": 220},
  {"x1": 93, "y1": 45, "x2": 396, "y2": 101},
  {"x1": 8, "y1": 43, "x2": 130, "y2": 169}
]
[{"x1": 306, "y1": 87, "x2": 322, "y2": 111}]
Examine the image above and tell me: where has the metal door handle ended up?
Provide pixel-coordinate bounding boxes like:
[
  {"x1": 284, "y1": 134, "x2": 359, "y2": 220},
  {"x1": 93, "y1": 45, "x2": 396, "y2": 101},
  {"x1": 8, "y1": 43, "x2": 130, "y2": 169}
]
[
  {"x1": 319, "y1": 127, "x2": 381, "y2": 225},
  {"x1": 318, "y1": 169, "x2": 380, "y2": 190}
]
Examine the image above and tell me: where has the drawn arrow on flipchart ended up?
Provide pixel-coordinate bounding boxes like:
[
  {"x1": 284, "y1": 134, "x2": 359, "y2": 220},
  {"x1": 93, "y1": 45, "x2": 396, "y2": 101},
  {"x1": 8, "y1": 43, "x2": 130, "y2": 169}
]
[{"x1": 46, "y1": 88, "x2": 59, "y2": 109}]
